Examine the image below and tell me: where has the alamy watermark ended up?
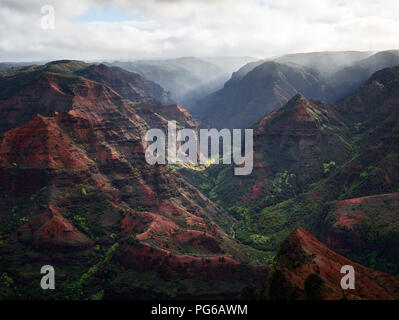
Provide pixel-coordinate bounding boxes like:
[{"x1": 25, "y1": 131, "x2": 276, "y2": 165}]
[
  {"x1": 340, "y1": 265, "x2": 355, "y2": 290},
  {"x1": 40, "y1": 265, "x2": 55, "y2": 290},
  {"x1": 144, "y1": 121, "x2": 253, "y2": 176},
  {"x1": 40, "y1": 5, "x2": 55, "y2": 30}
]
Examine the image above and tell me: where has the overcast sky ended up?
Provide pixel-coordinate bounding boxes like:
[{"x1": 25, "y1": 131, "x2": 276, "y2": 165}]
[{"x1": 1, "y1": 0, "x2": 399, "y2": 61}]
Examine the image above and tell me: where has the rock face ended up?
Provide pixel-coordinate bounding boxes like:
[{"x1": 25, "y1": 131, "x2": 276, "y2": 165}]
[
  {"x1": 267, "y1": 228, "x2": 399, "y2": 300},
  {"x1": 0, "y1": 60, "x2": 267, "y2": 299}
]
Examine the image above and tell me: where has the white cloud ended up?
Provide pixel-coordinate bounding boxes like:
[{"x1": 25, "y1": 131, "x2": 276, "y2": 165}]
[{"x1": 0, "y1": 0, "x2": 398, "y2": 61}]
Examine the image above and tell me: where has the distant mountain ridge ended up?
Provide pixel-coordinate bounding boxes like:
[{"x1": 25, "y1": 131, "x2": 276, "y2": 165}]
[
  {"x1": 107, "y1": 56, "x2": 255, "y2": 109},
  {"x1": 193, "y1": 61, "x2": 329, "y2": 129},
  {"x1": 275, "y1": 50, "x2": 373, "y2": 76},
  {"x1": 0, "y1": 60, "x2": 172, "y2": 105},
  {"x1": 329, "y1": 50, "x2": 399, "y2": 100},
  {"x1": 194, "y1": 50, "x2": 399, "y2": 129}
]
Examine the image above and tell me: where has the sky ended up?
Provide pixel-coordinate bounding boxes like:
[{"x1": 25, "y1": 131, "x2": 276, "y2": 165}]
[{"x1": 1, "y1": 0, "x2": 399, "y2": 61}]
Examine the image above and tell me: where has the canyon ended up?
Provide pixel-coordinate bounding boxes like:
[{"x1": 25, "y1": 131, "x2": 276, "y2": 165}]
[{"x1": 1, "y1": 53, "x2": 399, "y2": 300}]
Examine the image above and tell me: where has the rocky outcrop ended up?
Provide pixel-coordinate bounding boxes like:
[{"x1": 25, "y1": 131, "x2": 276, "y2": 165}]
[{"x1": 267, "y1": 228, "x2": 399, "y2": 300}]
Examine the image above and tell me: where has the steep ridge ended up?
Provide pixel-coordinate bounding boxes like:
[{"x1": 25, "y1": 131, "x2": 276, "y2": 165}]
[
  {"x1": 305, "y1": 66, "x2": 399, "y2": 274},
  {"x1": 0, "y1": 60, "x2": 89, "y2": 102},
  {"x1": 193, "y1": 61, "x2": 329, "y2": 129},
  {"x1": 202, "y1": 56, "x2": 258, "y2": 76},
  {"x1": 0, "y1": 61, "x2": 267, "y2": 299},
  {"x1": 275, "y1": 51, "x2": 372, "y2": 76},
  {"x1": 2, "y1": 57, "x2": 399, "y2": 299},
  {"x1": 194, "y1": 50, "x2": 399, "y2": 130},
  {"x1": 0, "y1": 63, "x2": 195, "y2": 134},
  {"x1": 0, "y1": 110, "x2": 232, "y2": 247},
  {"x1": 76, "y1": 63, "x2": 172, "y2": 104},
  {"x1": 193, "y1": 94, "x2": 352, "y2": 210},
  {"x1": 266, "y1": 228, "x2": 399, "y2": 300},
  {"x1": 252, "y1": 94, "x2": 351, "y2": 177},
  {"x1": 329, "y1": 50, "x2": 399, "y2": 101},
  {"x1": 243, "y1": 65, "x2": 399, "y2": 271},
  {"x1": 180, "y1": 64, "x2": 399, "y2": 273},
  {"x1": 0, "y1": 59, "x2": 173, "y2": 105},
  {"x1": 311, "y1": 65, "x2": 399, "y2": 205}
]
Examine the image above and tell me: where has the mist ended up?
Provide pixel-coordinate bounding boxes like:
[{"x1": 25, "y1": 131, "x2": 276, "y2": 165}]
[{"x1": 106, "y1": 56, "x2": 257, "y2": 108}]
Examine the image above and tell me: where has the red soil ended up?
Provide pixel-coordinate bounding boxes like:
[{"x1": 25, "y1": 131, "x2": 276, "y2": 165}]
[
  {"x1": 23, "y1": 204, "x2": 93, "y2": 249},
  {"x1": 0, "y1": 115, "x2": 93, "y2": 169},
  {"x1": 276, "y1": 228, "x2": 399, "y2": 300},
  {"x1": 335, "y1": 193, "x2": 398, "y2": 209},
  {"x1": 250, "y1": 181, "x2": 264, "y2": 199},
  {"x1": 333, "y1": 214, "x2": 364, "y2": 229},
  {"x1": 136, "y1": 215, "x2": 180, "y2": 240}
]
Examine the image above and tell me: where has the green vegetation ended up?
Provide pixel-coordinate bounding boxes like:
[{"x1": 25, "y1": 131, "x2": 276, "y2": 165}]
[
  {"x1": 323, "y1": 161, "x2": 336, "y2": 175},
  {"x1": 2, "y1": 61, "x2": 399, "y2": 300}
]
